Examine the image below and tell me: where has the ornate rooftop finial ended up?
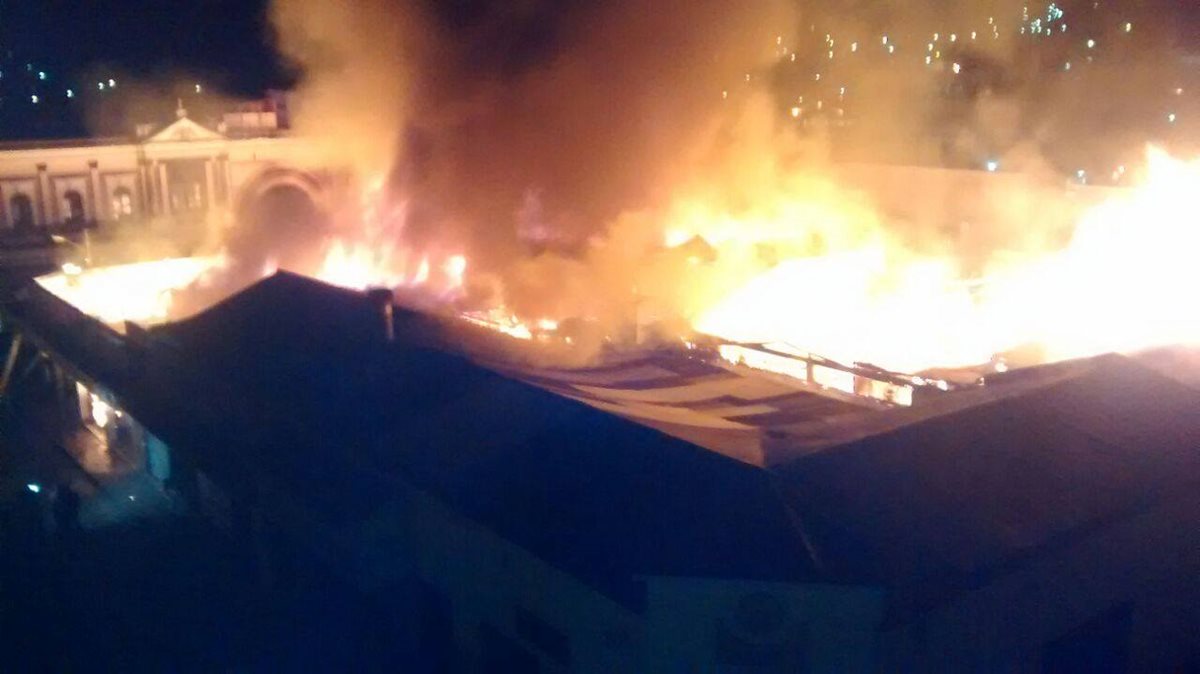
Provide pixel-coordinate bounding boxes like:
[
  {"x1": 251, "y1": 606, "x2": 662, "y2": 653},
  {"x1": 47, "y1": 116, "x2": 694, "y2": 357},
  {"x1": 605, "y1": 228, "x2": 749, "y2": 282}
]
[{"x1": 175, "y1": 98, "x2": 187, "y2": 119}]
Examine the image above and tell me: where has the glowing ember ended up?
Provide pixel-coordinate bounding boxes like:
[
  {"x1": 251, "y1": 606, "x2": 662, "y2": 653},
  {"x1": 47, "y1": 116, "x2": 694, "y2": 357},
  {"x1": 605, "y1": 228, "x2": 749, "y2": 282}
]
[
  {"x1": 35, "y1": 257, "x2": 226, "y2": 325},
  {"x1": 461, "y1": 310, "x2": 535, "y2": 340}
]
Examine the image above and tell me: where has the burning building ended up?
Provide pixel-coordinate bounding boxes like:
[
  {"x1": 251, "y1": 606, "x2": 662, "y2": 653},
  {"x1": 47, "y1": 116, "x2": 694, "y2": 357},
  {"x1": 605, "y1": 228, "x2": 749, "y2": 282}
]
[
  {"x1": 2, "y1": 0, "x2": 1199, "y2": 669},
  {"x1": 4, "y1": 267, "x2": 1200, "y2": 671}
]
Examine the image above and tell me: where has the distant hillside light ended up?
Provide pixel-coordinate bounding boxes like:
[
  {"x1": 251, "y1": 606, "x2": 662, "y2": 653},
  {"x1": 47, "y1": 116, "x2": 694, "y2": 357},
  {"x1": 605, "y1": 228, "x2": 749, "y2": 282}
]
[
  {"x1": 98, "y1": 82, "x2": 105, "y2": 90},
  {"x1": 66, "y1": 89, "x2": 74, "y2": 98},
  {"x1": 30, "y1": 94, "x2": 38, "y2": 104},
  {"x1": 1168, "y1": 113, "x2": 1177, "y2": 124},
  {"x1": 1086, "y1": 38, "x2": 1095, "y2": 48},
  {"x1": 195, "y1": 83, "x2": 203, "y2": 93},
  {"x1": 1124, "y1": 21, "x2": 1133, "y2": 33},
  {"x1": 108, "y1": 78, "x2": 116, "y2": 88},
  {"x1": 37, "y1": 71, "x2": 46, "y2": 80},
  {"x1": 986, "y1": 160, "x2": 1000, "y2": 172}
]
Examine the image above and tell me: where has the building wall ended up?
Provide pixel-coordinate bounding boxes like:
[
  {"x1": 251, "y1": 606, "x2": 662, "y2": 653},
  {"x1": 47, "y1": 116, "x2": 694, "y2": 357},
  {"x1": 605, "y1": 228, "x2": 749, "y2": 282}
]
[
  {"x1": 879, "y1": 488, "x2": 1200, "y2": 672},
  {"x1": 644, "y1": 577, "x2": 884, "y2": 673},
  {"x1": 0, "y1": 131, "x2": 319, "y2": 232},
  {"x1": 260, "y1": 476, "x2": 647, "y2": 673}
]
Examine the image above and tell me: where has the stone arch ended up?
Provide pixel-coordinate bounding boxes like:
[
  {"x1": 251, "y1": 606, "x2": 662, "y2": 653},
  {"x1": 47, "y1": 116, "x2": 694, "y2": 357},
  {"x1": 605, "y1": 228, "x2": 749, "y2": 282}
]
[
  {"x1": 232, "y1": 166, "x2": 330, "y2": 225},
  {"x1": 229, "y1": 166, "x2": 333, "y2": 271}
]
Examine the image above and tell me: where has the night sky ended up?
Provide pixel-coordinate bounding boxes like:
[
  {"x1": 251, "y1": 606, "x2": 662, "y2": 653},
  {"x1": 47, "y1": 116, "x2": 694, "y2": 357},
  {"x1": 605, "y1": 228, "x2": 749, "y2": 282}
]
[
  {"x1": 2, "y1": 0, "x2": 290, "y2": 94},
  {"x1": 0, "y1": 0, "x2": 290, "y2": 139},
  {"x1": 0, "y1": 0, "x2": 1197, "y2": 142}
]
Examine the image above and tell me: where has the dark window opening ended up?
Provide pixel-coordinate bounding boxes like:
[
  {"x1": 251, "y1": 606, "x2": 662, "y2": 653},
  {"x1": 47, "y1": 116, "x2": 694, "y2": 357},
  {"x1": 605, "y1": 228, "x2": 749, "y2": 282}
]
[
  {"x1": 9, "y1": 193, "x2": 34, "y2": 231},
  {"x1": 479, "y1": 622, "x2": 540, "y2": 674},
  {"x1": 1042, "y1": 603, "x2": 1132, "y2": 674},
  {"x1": 417, "y1": 581, "x2": 454, "y2": 674},
  {"x1": 111, "y1": 187, "x2": 134, "y2": 220},
  {"x1": 62, "y1": 190, "x2": 85, "y2": 223},
  {"x1": 515, "y1": 608, "x2": 570, "y2": 666}
]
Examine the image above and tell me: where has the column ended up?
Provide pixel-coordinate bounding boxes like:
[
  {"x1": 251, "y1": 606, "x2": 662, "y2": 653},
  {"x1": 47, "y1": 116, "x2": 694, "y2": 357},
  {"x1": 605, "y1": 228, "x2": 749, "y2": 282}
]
[
  {"x1": 223, "y1": 156, "x2": 234, "y2": 208},
  {"x1": 87, "y1": 160, "x2": 102, "y2": 223},
  {"x1": 217, "y1": 154, "x2": 230, "y2": 206},
  {"x1": 144, "y1": 160, "x2": 157, "y2": 216},
  {"x1": 204, "y1": 158, "x2": 216, "y2": 212},
  {"x1": 157, "y1": 162, "x2": 170, "y2": 215},
  {"x1": 34, "y1": 163, "x2": 50, "y2": 227}
]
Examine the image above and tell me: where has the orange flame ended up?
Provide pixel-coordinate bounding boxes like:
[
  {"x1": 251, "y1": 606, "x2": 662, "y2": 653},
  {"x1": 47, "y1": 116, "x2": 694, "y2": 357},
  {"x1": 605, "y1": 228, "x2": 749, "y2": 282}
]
[
  {"x1": 35, "y1": 256, "x2": 227, "y2": 326},
  {"x1": 692, "y1": 147, "x2": 1200, "y2": 373}
]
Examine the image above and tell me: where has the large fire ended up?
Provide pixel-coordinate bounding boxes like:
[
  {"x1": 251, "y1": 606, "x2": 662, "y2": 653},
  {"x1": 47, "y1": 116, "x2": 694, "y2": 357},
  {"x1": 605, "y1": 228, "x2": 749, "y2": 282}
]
[
  {"x1": 691, "y1": 147, "x2": 1200, "y2": 373},
  {"x1": 288, "y1": 146, "x2": 1200, "y2": 374},
  {"x1": 35, "y1": 256, "x2": 227, "y2": 326},
  {"x1": 38, "y1": 147, "x2": 1199, "y2": 380},
  {"x1": 311, "y1": 179, "x2": 468, "y2": 298}
]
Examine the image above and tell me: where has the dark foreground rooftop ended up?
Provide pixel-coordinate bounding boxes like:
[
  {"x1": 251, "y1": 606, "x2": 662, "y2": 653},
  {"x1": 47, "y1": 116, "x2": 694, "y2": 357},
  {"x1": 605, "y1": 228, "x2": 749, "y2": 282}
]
[{"x1": 7, "y1": 271, "x2": 1200, "y2": 618}]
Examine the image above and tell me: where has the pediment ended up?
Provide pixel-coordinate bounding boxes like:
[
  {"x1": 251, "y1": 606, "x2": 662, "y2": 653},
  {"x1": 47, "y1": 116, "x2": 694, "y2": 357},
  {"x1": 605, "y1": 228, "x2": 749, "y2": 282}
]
[{"x1": 146, "y1": 117, "x2": 225, "y2": 143}]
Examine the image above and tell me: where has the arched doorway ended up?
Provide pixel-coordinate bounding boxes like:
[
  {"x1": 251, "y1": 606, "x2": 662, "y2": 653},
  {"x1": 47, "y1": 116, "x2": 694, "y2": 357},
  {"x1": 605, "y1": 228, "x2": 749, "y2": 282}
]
[
  {"x1": 9, "y1": 193, "x2": 35, "y2": 232},
  {"x1": 62, "y1": 190, "x2": 86, "y2": 224},
  {"x1": 233, "y1": 181, "x2": 329, "y2": 272}
]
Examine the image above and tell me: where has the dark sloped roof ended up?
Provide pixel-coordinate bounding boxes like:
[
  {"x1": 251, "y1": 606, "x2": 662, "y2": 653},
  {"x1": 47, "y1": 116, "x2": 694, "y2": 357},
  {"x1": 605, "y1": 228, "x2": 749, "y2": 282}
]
[
  {"x1": 12, "y1": 271, "x2": 1200, "y2": 617},
  {"x1": 149, "y1": 273, "x2": 818, "y2": 607},
  {"x1": 772, "y1": 354, "x2": 1200, "y2": 617}
]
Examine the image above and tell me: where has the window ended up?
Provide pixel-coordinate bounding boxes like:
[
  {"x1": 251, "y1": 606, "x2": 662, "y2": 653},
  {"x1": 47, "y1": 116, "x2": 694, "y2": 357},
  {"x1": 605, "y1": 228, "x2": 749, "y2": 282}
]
[
  {"x1": 479, "y1": 623, "x2": 540, "y2": 674},
  {"x1": 111, "y1": 187, "x2": 134, "y2": 220},
  {"x1": 61, "y1": 190, "x2": 85, "y2": 223},
  {"x1": 1042, "y1": 604, "x2": 1132, "y2": 674},
  {"x1": 515, "y1": 608, "x2": 570, "y2": 666},
  {"x1": 9, "y1": 193, "x2": 34, "y2": 231},
  {"x1": 416, "y1": 581, "x2": 454, "y2": 673}
]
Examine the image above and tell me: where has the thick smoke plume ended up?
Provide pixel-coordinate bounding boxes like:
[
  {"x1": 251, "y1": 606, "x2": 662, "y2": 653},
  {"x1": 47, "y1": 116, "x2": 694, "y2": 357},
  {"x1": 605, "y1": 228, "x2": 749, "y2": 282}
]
[
  {"x1": 269, "y1": 0, "x2": 1196, "y2": 360},
  {"x1": 274, "y1": 0, "x2": 795, "y2": 249}
]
